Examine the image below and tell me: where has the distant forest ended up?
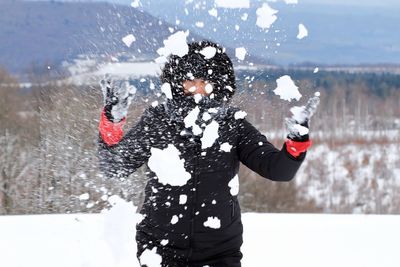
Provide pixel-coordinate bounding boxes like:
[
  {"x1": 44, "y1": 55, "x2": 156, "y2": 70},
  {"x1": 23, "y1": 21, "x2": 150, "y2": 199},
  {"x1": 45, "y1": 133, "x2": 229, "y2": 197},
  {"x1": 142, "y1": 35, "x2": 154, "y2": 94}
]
[{"x1": 1, "y1": 66, "x2": 399, "y2": 215}]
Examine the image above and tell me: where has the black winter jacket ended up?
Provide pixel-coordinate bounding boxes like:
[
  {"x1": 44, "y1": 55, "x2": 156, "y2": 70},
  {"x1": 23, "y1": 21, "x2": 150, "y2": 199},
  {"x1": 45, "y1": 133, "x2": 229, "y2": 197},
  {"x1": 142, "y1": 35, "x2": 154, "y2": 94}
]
[{"x1": 98, "y1": 102, "x2": 306, "y2": 261}]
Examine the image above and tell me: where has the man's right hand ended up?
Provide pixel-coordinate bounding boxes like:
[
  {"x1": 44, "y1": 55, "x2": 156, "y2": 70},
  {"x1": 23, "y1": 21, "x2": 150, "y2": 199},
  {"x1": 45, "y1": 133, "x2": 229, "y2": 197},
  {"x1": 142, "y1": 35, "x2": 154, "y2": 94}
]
[{"x1": 100, "y1": 74, "x2": 136, "y2": 122}]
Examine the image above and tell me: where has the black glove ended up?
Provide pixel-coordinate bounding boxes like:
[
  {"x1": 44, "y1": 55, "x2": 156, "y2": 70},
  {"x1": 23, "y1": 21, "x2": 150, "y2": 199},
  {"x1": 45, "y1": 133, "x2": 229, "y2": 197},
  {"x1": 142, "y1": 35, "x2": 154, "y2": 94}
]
[
  {"x1": 286, "y1": 119, "x2": 310, "y2": 142},
  {"x1": 285, "y1": 94, "x2": 320, "y2": 142},
  {"x1": 100, "y1": 74, "x2": 136, "y2": 122}
]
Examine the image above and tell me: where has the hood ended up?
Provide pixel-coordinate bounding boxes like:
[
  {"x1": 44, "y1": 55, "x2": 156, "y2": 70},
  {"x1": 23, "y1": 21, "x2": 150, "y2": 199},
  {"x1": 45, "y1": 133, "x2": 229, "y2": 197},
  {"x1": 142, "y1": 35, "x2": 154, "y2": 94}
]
[{"x1": 160, "y1": 40, "x2": 237, "y2": 108}]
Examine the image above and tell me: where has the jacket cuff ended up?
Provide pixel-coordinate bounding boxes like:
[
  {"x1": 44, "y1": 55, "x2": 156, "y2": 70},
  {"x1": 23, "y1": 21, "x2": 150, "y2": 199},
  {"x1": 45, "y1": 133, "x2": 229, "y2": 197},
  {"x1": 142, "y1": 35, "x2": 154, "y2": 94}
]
[
  {"x1": 99, "y1": 107, "x2": 126, "y2": 146},
  {"x1": 285, "y1": 139, "x2": 312, "y2": 158}
]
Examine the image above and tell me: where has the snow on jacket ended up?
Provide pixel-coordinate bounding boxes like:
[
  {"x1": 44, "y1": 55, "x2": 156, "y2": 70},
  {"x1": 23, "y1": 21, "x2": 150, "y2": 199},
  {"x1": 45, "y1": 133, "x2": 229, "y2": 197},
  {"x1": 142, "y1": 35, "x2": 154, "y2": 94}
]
[{"x1": 97, "y1": 41, "x2": 306, "y2": 261}]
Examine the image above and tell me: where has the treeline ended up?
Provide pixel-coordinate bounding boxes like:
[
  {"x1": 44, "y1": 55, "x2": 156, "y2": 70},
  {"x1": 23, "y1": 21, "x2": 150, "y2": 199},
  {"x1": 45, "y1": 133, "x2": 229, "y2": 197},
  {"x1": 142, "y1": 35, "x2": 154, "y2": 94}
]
[
  {"x1": 237, "y1": 68, "x2": 400, "y2": 97},
  {"x1": 0, "y1": 67, "x2": 399, "y2": 215}
]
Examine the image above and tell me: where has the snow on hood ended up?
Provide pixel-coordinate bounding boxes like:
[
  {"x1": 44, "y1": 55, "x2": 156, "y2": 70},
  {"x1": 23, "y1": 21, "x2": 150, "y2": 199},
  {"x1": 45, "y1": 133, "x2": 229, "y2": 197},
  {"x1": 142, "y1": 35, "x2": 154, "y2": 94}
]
[{"x1": 160, "y1": 40, "x2": 236, "y2": 105}]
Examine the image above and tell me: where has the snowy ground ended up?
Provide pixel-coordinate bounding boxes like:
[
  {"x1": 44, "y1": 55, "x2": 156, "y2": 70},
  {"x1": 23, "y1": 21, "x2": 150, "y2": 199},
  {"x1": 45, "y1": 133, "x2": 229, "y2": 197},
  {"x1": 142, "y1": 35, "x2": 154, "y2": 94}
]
[{"x1": 1, "y1": 197, "x2": 399, "y2": 267}]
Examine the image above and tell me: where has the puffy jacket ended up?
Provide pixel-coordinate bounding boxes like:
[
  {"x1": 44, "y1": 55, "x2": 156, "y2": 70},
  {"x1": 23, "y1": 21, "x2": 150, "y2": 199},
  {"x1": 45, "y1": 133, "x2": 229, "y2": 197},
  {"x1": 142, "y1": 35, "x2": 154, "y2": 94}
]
[
  {"x1": 98, "y1": 103, "x2": 305, "y2": 259},
  {"x1": 97, "y1": 40, "x2": 307, "y2": 263}
]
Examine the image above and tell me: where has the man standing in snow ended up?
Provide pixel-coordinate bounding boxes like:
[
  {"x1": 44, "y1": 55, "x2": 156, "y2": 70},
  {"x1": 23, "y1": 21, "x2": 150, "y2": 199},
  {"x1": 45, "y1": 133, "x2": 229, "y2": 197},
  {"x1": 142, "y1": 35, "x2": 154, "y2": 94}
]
[{"x1": 98, "y1": 41, "x2": 319, "y2": 267}]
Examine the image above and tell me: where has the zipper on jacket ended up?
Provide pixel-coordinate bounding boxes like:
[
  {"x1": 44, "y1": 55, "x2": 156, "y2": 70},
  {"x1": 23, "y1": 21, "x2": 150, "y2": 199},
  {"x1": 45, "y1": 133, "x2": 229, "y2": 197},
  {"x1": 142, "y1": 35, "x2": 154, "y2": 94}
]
[
  {"x1": 231, "y1": 198, "x2": 235, "y2": 218},
  {"x1": 188, "y1": 141, "x2": 200, "y2": 259}
]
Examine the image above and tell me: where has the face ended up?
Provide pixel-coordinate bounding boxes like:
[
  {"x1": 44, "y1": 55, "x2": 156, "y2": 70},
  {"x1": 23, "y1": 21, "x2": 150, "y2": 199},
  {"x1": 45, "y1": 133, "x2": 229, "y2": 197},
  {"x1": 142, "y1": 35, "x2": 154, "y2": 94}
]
[{"x1": 182, "y1": 79, "x2": 213, "y2": 96}]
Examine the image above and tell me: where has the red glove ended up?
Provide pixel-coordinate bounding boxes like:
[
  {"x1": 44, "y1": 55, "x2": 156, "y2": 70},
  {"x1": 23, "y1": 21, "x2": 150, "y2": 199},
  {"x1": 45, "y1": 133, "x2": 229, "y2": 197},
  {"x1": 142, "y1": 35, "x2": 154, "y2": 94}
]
[
  {"x1": 99, "y1": 107, "x2": 126, "y2": 146},
  {"x1": 285, "y1": 139, "x2": 312, "y2": 158}
]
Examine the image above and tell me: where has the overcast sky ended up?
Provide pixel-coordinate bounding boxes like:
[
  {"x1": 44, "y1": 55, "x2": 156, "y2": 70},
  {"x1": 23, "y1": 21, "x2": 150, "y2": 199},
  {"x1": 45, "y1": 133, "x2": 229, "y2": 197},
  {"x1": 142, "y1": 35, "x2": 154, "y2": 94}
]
[
  {"x1": 23, "y1": 0, "x2": 400, "y2": 7},
  {"x1": 301, "y1": 0, "x2": 400, "y2": 6}
]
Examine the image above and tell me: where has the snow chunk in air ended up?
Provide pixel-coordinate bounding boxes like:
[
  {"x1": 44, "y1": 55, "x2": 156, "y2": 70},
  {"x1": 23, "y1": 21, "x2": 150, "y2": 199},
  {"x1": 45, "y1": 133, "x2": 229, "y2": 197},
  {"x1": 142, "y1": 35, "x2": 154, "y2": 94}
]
[
  {"x1": 290, "y1": 91, "x2": 320, "y2": 123},
  {"x1": 122, "y1": 34, "x2": 136, "y2": 48},
  {"x1": 220, "y1": 142, "x2": 232, "y2": 152},
  {"x1": 203, "y1": 216, "x2": 221, "y2": 229},
  {"x1": 293, "y1": 124, "x2": 309, "y2": 136},
  {"x1": 256, "y1": 3, "x2": 278, "y2": 29},
  {"x1": 139, "y1": 247, "x2": 162, "y2": 267},
  {"x1": 215, "y1": 0, "x2": 250, "y2": 9},
  {"x1": 202, "y1": 112, "x2": 211, "y2": 121},
  {"x1": 195, "y1": 22, "x2": 204, "y2": 28},
  {"x1": 131, "y1": 0, "x2": 141, "y2": 8},
  {"x1": 235, "y1": 47, "x2": 247, "y2": 60},
  {"x1": 170, "y1": 215, "x2": 179, "y2": 224},
  {"x1": 148, "y1": 144, "x2": 191, "y2": 186},
  {"x1": 200, "y1": 46, "x2": 217, "y2": 59},
  {"x1": 161, "y1": 82, "x2": 173, "y2": 99},
  {"x1": 179, "y1": 195, "x2": 187, "y2": 204},
  {"x1": 184, "y1": 106, "x2": 202, "y2": 135},
  {"x1": 290, "y1": 106, "x2": 309, "y2": 124},
  {"x1": 157, "y1": 31, "x2": 189, "y2": 60},
  {"x1": 201, "y1": 120, "x2": 220, "y2": 149},
  {"x1": 297, "y1": 23, "x2": 308, "y2": 39},
  {"x1": 284, "y1": 0, "x2": 298, "y2": 4},
  {"x1": 208, "y1": 8, "x2": 218, "y2": 17},
  {"x1": 273, "y1": 75, "x2": 302, "y2": 102},
  {"x1": 234, "y1": 110, "x2": 247, "y2": 120},
  {"x1": 228, "y1": 174, "x2": 239, "y2": 196},
  {"x1": 79, "y1": 193, "x2": 90, "y2": 201},
  {"x1": 205, "y1": 84, "x2": 213, "y2": 94}
]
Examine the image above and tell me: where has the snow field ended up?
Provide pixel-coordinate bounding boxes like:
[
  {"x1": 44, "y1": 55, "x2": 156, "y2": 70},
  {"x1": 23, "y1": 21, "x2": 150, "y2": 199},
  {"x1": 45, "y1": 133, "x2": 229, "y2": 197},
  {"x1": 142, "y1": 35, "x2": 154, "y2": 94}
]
[{"x1": 1, "y1": 200, "x2": 399, "y2": 267}]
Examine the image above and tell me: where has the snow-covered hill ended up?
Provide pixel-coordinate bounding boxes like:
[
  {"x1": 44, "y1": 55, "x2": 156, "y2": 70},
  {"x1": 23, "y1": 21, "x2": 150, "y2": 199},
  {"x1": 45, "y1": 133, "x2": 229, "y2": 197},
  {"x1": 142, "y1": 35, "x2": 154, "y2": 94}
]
[{"x1": 1, "y1": 196, "x2": 399, "y2": 267}]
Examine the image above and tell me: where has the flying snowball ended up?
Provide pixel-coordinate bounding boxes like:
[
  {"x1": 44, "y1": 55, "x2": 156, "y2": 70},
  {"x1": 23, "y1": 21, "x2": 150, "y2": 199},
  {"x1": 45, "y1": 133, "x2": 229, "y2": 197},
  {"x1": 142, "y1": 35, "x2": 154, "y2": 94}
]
[
  {"x1": 122, "y1": 34, "x2": 136, "y2": 47},
  {"x1": 157, "y1": 31, "x2": 189, "y2": 58},
  {"x1": 228, "y1": 174, "x2": 239, "y2": 196},
  {"x1": 220, "y1": 142, "x2": 232, "y2": 152},
  {"x1": 148, "y1": 144, "x2": 191, "y2": 186},
  {"x1": 208, "y1": 8, "x2": 218, "y2": 17},
  {"x1": 203, "y1": 216, "x2": 221, "y2": 229},
  {"x1": 294, "y1": 124, "x2": 309, "y2": 136},
  {"x1": 184, "y1": 106, "x2": 202, "y2": 135},
  {"x1": 215, "y1": 0, "x2": 250, "y2": 9},
  {"x1": 161, "y1": 83, "x2": 172, "y2": 99},
  {"x1": 256, "y1": 3, "x2": 278, "y2": 29},
  {"x1": 179, "y1": 195, "x2": 187, "y2": 205},
  {"x1": 235, "y1": 47, "x2": 247, "y2": 60},
  {"x1": 234, "y1": 110, "x2": 247, "y2": 120},
  {"x1": 195, "y1": 21, "x2": 205, "y2": 28},
  {"x1": 273, "y1": 75, "x2": 302, "y2": 102},
  {"x1": 205, "y1": 83, "x2": 213, "y2": 94},
  {"x1": 200, "y1": 46, "x2": 217, "y2": 59},
  {"x1": 130, "y1": 0, "x2": 141, "y2": 8},
  {"x1": 170, "y1": 215, "x2": 179, "y2": 224},
  {"x1": 297, "y1": 23, "x2": 308, "y2": 39},
  {"x1": 139, "y1": 247, "x2": 162, "y2": 267},
  {"x1": 201, "y1": 120, "x2": 220, "y2": 149}
]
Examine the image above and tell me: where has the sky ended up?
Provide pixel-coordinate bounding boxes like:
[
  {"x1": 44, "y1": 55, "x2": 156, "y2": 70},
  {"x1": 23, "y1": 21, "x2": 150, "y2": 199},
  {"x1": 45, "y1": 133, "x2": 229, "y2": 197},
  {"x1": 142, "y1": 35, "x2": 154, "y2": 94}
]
[{"x1": 23, "y1": 0, "x2": 400, "y2": 7}]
